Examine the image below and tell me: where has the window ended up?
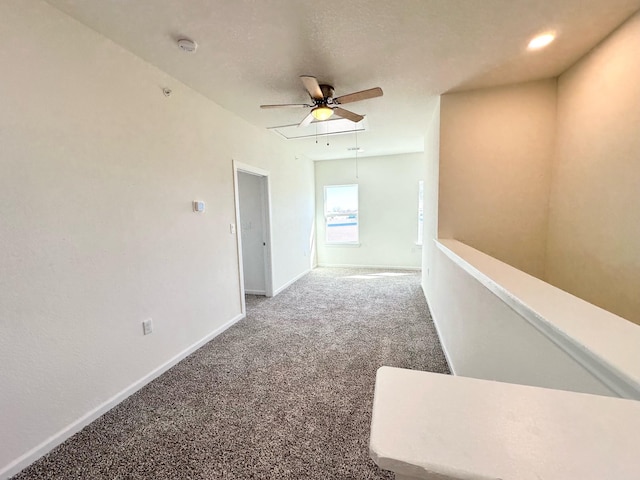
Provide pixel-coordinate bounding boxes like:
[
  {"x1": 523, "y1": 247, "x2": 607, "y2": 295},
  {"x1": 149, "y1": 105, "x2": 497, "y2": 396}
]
[
  {"x1": 417, "y1": 180, "x2": 424, "y2": 245},
  {"x1": 324, "y1": 184, "x2": 359, "y2": 244}
]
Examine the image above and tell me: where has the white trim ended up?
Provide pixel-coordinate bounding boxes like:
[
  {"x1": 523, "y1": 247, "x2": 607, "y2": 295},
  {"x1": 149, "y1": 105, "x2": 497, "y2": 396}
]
[
  {"x1": 324, "y1": 243, "x2": 361, "y2": 248},
  {"x1": 435, "y1": 239, "x2": 640, "y2": 400},
  {"x1": 1, "y1": 313, "x2": 245, "y2": 480},
  {"x1": 232, "y1": 162, "x2": 246, "y2": 315},
  {"x1": 245, "y1": 289, "x2": 266, "y2": 295},
  {"x1": 234, "y1": 161, "x2": 269, "y2": 177},
  {"x1": 272, "y1": 268, "x2": 312, "y2": 296},
  {"x1": 417, "y1": 180, "x2": 424, "y2": 246},
  {"x1": 317, "y1": 263, "x2": 421, "y2": 271}
]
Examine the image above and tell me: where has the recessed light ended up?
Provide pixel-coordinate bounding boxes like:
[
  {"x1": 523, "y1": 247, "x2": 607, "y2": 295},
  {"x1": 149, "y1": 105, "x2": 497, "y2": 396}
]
[{"x1": 528, "y1": 32, "x2": 555, "y2": 50}]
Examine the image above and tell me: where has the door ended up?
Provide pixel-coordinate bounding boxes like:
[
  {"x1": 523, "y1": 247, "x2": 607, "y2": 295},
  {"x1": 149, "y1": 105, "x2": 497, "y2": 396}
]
[{"x1": 237, "y1": 171, "x2": 268, "y2": 295}]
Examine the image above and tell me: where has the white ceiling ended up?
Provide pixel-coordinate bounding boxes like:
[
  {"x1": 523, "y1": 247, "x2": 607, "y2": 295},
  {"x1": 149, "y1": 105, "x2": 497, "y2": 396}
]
[{"x1": 46, "y1": 0, "x2": 640, "y2": 160}]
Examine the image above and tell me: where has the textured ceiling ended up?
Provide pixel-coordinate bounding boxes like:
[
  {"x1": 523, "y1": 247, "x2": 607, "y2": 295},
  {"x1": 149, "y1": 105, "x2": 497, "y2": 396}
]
[{"x1": 46, "y1": 0, "x2": 640, "y2": 160}]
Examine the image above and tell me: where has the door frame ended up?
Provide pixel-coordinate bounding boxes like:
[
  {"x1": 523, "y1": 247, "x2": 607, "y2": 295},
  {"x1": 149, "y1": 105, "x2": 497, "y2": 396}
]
[{"x1": 233, "y1": 160, "x2": 274, "y2": 315}]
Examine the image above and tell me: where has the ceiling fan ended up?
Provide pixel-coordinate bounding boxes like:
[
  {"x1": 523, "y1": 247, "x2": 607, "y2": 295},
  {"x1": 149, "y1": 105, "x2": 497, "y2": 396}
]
[{"x1": 260, "y1": 75, "x2": 383, "y2": 127}]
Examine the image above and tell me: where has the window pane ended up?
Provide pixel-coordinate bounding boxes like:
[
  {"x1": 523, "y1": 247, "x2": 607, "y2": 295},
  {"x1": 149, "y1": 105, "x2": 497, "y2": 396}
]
[{"x1": 325, "y1": 185, "x2": 358, "y2": 243}]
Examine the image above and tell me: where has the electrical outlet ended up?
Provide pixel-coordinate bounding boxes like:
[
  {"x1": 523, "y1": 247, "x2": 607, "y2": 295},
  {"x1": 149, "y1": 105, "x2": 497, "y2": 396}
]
[
  {"x1": 142, "y1": 318, "x2": 153, "y2": 335},
  {"x1": 230, "y1": 223, "x2": 236, "y2": 234}
]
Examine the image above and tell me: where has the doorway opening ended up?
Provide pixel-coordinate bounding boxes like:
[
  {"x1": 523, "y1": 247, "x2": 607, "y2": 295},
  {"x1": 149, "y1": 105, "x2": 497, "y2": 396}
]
[{"x1": 233, "y1": 161, "x2": 274, "y2": 315}]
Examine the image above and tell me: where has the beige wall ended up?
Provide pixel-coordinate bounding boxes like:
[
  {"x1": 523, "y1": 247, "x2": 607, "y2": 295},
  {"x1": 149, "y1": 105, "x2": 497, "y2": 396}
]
[
  {"x1": 315, "y1": 153, "x2": 424, "y2": 268},
  {"x1": 0, "y1": 1, "x2": 314, "y2": 475},
  {"x1": 438, "y1": 80, "x2": 557, "y2": 278},
  {"x1": 435, "y1": 12, "x2": 640, "y2": 325},
  {"x1": 546, "y1": 11, "x2": 640, "y2": 325}
]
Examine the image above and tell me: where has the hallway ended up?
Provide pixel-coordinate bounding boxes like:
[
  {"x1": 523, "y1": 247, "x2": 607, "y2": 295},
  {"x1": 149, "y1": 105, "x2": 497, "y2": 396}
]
[{"x1": 14, "y1": 268, "x2": 449, "y2": 480}]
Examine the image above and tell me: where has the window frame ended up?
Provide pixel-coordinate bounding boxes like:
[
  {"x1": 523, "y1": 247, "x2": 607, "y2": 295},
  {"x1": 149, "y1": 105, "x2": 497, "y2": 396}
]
[
  {"x1": 417, "y1": 180, "x2": 424, "y2": 246},
  {"x1": 323, "y1": 184, "x2": 360, "y2": 245}
]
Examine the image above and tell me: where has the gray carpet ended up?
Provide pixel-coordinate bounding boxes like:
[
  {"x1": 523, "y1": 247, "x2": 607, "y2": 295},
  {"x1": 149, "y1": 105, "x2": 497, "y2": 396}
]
[{"x1": 14, "y1": 267, "x2": 449, "y2": 480}]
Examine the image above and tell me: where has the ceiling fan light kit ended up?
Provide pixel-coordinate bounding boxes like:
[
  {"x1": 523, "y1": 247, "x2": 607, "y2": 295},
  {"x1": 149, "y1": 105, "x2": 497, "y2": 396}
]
[
  {"x1": 311, "y1": 106, "x2": 334, "y2": 121},
  {"x1": 260, "y1": 75, "x2": 383, "y2": 127}
]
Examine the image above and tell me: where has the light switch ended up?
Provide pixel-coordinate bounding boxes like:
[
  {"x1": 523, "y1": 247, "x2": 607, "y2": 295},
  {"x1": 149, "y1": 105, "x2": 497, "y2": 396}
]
[
  {"x1": 193, "y1": 201, "x2": 205, "y2": 213},
  {"x1": 230, "y1": 223, "x2": 236, "y2": 234},
  {"x1": 142, "y1": 318, "x2": 153, "y2": 335}
]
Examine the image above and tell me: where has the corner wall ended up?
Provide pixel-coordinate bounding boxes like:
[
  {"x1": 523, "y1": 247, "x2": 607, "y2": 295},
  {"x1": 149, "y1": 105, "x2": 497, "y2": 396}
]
[
  {"x1": 421, "y1": 99, "x2": 441, "y2": 297},
  {"x1": 545, "y1": 11, "x2": 640, "y2": 325},
  {"x1": 314, "y1": 153, "x2": 424, "y2": 269},
  {"x1": 425, "y1": 10, "x2": 640, "y2": 396},
  {"x1": 0, "y1": 1, "x2": 314, "y2": 476},
  {"x1": 434, "y1": 11, "x2": 640, "y2": 326},
  {"x1": 438, "y1": 79, "x2": 557, "y2": 279}
]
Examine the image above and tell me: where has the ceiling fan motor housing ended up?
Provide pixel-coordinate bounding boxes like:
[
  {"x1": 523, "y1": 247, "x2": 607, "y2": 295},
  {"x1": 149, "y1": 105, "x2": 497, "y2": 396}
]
[{"x1": 319, "y1": 84, "x2": 335, "y2": 100}]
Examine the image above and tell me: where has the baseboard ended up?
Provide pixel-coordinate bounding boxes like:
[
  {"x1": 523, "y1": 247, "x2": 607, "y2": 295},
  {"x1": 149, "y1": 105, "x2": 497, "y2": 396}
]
[
  {"x1": 421, "y1": 285, "x2": 456, "y2": 376},
  {"x1": 245, "y1": 289, "x2": 266, "y2": 295},
  {"x1": 317, "y1": 263, "x2": 421, "y2": 271},
  {"x1": 272, "y1": 268, "x2": 311, "y2": 296},
  {"x1": 1, "y1": 312, "x2": 245, "y2": 480}
]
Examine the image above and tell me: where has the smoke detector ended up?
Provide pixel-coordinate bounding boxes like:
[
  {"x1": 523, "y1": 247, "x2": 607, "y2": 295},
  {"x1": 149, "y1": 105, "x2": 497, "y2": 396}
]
[{"x1": 177, "y1": 38, "x2": 197, "y2": 53}]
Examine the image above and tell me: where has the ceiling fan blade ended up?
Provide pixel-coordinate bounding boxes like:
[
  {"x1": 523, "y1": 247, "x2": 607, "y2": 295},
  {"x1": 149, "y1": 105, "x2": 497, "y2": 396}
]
[
  {"x1": 333, "y1": 107, "x2": 364, "y2": 123},
  {"x1": 260, "y1": 103, "x2": 310, "y2": 109},
  {"x1": 334, "y1": 87, "x2": 383, "y2": 105},
  {"x1": 298, "y1": 112, "x2": 315, "y2": 128},
  {"x1": 300, "y1": 75, "x2": 324, "y2": 100}
]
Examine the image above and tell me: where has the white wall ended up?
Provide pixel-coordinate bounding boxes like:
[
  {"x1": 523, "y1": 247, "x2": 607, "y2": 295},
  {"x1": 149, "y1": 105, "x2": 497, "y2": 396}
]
[
  {"x1": 421, "y1": 99, "x2": 441, "y2": 297},
  {"x1": 0, "y1": 1, "x2": 314, "y2": 476},
  {"x1": 438, "y1": 80, "x2": 557, "y2": 278},
  {"x1": 314, "y1": 153, "x2": 424, "y2": 269},
  {"x1": 546, "y1": 10, "x2": 640, "y2": 326},
  {"x1": 429, "y1": 241, "x2": 633, "y2": 398}
]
